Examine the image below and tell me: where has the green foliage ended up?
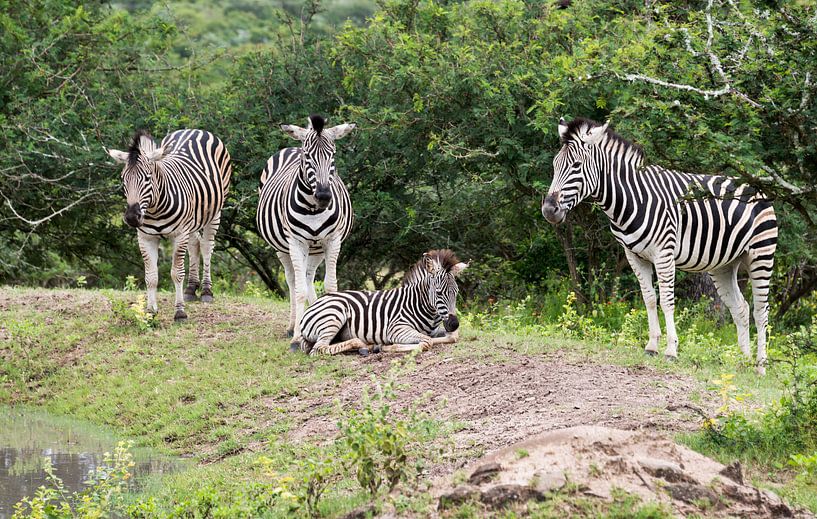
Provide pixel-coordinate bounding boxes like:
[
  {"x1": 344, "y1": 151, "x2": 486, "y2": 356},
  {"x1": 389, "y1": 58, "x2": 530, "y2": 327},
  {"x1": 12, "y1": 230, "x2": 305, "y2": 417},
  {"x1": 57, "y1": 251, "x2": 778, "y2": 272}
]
[
  {"x1": 337, "y1": 357, "x2": 433, "y2": 496},
  {"x1": 13, "y1": 441, "x2": 135, "y2": 519},
  {"x1": 109, "y1": 295, "x2": 159, "y2": 332}
]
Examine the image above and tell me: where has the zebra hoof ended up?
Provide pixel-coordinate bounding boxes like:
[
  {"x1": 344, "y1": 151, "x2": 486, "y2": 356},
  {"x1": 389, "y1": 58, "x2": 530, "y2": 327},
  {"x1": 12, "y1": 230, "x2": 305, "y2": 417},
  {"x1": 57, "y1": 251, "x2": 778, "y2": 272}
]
[
  {"x1": 183, "y1": 292, "x2": 198, "y2": 302},
  {"x1": 174, "y1": 310, "x2": 188, "y2": 322},
  {"x1": 372, "y1": 345, "x2": 382, "y2": 354},
  {"x1": 644, "y1": 350, "x2": 658, "y2": 357},
  {"x1": 289, "y1": 342, "x2": 300, "y2": 353},
  {"x1": 359, "y1": 347, "x2": 370, "y2": 357},
  {"x1": 664, "y1": 354, "x2": 677, "y2": 362}
]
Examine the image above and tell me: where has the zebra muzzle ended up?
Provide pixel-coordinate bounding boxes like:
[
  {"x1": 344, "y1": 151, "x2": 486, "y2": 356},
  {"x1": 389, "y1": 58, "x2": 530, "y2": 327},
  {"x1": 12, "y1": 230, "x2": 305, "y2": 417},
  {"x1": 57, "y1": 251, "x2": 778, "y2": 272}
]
[
  {"x1": 123, "y1": 204, "x2": 144, "y2": 228},
  {"x1": 444, "y1": 313, "x2": 459, "y2": 333},
  {"x1": 541, "y1": 195, "x2": 565, "y2": 224}
]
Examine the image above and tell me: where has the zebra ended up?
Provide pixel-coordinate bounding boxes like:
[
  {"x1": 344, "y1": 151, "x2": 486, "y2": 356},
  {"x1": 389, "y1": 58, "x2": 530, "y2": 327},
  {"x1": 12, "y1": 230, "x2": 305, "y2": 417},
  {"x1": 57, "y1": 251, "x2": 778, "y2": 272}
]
[
  {"x1": 542, "y1": 118, "x2": 777, "y2": 374},
  {"x1": 295, "y1": 249, "x2": 467, "y2": 355},
  {"x1": 107, "y1": 129, "x2": 232, "y2": 321},
  {"x1": 256, "y1": 114, "x2": 356, "y2": 342}
]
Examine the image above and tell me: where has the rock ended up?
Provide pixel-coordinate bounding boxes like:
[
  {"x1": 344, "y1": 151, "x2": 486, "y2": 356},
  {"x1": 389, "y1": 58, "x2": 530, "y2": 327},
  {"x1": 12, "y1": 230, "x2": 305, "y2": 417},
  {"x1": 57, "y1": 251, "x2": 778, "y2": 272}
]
[
  {"x1": 480, "y1": 484, "x2": 546, "y2": 508},
  {"x1": 468, "y1": 462, "x2": 502, "y2": 485},
  {"x1": 668, "y1": 482, "x2": 720, "y2": 508},
  {"x1": 719, "y1": 460, "x2": 744, "y2": 485},
  {"x1": 637, "y1": 457, "x2": 697, "y2": 483},
  {"x1": 438, "y1": 486, "x2": 479, "y2": 510}
]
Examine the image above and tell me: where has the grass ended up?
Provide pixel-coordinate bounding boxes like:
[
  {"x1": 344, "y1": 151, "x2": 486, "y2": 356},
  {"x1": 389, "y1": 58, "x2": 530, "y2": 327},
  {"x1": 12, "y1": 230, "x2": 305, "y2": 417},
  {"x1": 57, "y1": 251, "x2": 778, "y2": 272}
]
[{"x1": 1, "y1": 286, "x2": 814, "y2": 516}]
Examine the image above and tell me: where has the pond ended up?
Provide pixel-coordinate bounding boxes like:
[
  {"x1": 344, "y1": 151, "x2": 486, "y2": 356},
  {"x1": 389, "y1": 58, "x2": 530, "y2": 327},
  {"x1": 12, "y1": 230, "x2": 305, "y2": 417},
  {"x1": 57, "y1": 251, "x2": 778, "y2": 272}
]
[{"x1": 0, "y1": 408, "x2": 186, "y2": 518}]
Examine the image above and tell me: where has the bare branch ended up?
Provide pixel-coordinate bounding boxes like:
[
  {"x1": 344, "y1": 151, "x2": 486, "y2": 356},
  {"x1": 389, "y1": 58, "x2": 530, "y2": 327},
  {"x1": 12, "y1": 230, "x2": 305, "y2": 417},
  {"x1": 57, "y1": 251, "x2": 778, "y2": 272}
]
[{"x1": 0, "y1": 189, "x2": 102, "y2": 228}]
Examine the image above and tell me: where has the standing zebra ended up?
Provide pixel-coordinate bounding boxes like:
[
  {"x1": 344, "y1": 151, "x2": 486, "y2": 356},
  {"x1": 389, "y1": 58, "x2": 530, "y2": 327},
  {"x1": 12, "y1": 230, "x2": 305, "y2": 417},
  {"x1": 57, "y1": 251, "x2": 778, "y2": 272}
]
[
  {"x1": 296, "y1": 249, "x2": 467, "y2": 355},
  {"x1": 542, "y1": 118, "x2": 777, "y2": 374},
  {"x1": 257, "y1": 114, "x2": 356, "y2": 342},
  {"x1": 107, "y1": 129, "x2": 232, "y2": 320}
]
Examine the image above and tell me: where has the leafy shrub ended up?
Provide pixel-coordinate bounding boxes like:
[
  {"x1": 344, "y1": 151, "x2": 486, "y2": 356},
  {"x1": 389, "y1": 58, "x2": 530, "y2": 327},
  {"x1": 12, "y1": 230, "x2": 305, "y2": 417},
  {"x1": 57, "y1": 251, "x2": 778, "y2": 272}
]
[
  {"x1": 109, "y1": 295, "x2": 158, "y2": 331},
  {"x1": 337, "y1": 356, "x2": 437, "y2": 497},
  {"x1": 13, "y1": 441, "x2": 135, "y2": 519}
]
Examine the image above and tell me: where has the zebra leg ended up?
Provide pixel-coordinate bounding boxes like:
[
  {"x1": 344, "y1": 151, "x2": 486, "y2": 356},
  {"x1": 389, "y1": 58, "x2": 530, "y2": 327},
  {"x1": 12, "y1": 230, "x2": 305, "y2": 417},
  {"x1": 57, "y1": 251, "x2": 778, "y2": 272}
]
[
  {"x1": 312, "y1": 338, "x2": 368, "y2": 356},
  {"x1": 171, "y1": 234, "x2": 191, "y2": 321},
  {"x1": 184, "y1": 231, "x2": 201, "y2": 302},
  {"x1": 199, "y1": 216, "x2": 220, "y2": 303},
  {"x1": 624, "y1": 250, "x2": 661, "y2": 355},
  {"x1": 306, "y1": 254, "x2": 323, "y2": 304},
  {"x1": 381, "y1": 325, "x2": 431, "y2": 353},
  {"x1": 138, "y1": 232, "x2": 161, "y2": 315},
  {"x1": 288, "y1": 241, "x2": 310, "y2": 340},
  {"x1": 322, "y1": 236, "x2": 343, "y2": 293},
  {"x1": 748, "y1": 254, "x2": 776, "y2": 376},
  {"x1": 710, "y1": 265, "x2": 751, "y2": 358},
  {"x1": 277, "y1": 251, "x2": 297, "y2": 337},
  {"x1": 655, "y1": 255, "x2": 679, "y2": 359}
]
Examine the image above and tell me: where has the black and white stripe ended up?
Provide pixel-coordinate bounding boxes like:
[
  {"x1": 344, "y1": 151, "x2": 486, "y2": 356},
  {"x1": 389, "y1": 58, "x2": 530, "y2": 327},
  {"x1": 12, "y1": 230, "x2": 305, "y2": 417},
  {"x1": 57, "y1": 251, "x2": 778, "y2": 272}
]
[
  {"x1": 256, "y1": 114, "x2": 356, "y2": 340},
  {"x1": 107, "y1": 129, "x2": 232, "y2": 320},
  {"x1": 542, "y1": 117, "x2": 777, "y2": 374},
  {"x1": 296, "y1": 249, "x2": 467, "y2": 355}
]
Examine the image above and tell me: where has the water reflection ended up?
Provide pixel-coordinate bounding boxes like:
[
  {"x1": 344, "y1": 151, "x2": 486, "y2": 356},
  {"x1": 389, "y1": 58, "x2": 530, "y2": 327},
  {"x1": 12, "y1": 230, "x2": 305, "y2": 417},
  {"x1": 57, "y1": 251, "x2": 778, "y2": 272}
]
[{"x1": 0, "y1": 408, "x2": 184, "y2": 518}]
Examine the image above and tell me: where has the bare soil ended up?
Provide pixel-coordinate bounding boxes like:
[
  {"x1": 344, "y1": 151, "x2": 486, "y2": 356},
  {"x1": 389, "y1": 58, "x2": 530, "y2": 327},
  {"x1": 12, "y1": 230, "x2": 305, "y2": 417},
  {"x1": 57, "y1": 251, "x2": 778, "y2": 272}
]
[{"x1": 266, "y1": 340, "x2": 712, "y2": 477}]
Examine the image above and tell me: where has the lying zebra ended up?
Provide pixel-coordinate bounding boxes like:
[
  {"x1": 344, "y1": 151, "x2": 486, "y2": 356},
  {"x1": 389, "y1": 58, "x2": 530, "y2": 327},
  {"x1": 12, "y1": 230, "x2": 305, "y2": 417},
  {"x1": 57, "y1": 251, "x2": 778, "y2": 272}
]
[{"x1": 294, "y1": 249, "x2": 467, "y2": 355}]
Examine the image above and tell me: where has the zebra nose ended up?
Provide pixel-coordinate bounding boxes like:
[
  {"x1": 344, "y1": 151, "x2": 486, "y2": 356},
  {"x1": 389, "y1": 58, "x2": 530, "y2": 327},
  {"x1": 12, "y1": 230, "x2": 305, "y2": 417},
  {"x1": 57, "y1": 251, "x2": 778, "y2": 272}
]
[
  {"x1": 315, "y1": 189, "x2": 331, "y2": 205},
  {"x1": 444, "y1": 313, "x2": 459, "y2": 332},
  {"x1": 123, "y1": 204, "x2": 143, "y2": 228},
  {"x1": 542, "y1": 195, "x2": 562, "y2": 224}
]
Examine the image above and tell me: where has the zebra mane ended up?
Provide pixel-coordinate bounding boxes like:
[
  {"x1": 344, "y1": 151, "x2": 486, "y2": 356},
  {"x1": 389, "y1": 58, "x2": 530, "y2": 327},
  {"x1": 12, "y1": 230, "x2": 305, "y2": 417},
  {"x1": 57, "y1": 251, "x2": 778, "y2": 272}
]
[
  {"x1": 402, "y1": 249, "x2": 461, "y2": 286},
  {"x1": 128, "y1": 129, "x2": 155, "y2": 167},
  {"x1": 309, "y1": 114, "x2": 325, "y2": 135},
  {"x1": 562, "y1": 117, "x2": 644, "y2": 161}
]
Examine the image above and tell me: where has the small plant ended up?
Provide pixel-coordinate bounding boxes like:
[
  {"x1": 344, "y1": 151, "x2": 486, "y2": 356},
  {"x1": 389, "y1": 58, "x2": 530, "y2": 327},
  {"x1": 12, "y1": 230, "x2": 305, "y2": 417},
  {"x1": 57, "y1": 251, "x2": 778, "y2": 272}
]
[
  {"x1": 297, "y1": 456, "x2": 340, "y2": 518},
  {"x1": 788, "y1": 452, "x2": 817, "y2": 482},
  {"x1": 516, "y1": 448, "x2": 529, "y2": 459},
  {"x1": 75, "y1": 275, "x2": 88, "y2": 288},
  {"x1": 337, "y1": 356, "x2": 434, "y2": 497},
  {"x1": 124, "y1": 275, "x2": 139, "y2": 291},
  {"x1": 13, "y1": 441, "x2": 135, "y2": 519},
  {"x1": 109, "y1": 295, "x2": 158, "y2": 331},
  {"x1": 557, "y1": 292, "x2": 603, "y2": 340}
]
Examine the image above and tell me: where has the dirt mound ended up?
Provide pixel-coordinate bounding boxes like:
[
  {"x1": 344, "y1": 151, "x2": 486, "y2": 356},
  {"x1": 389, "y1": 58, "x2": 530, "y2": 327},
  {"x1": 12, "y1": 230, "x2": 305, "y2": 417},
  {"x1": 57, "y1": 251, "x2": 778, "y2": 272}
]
[
  {"x1": 276, "y1": 348, "x2": 709, "y2": 476},
  {"x1": 436, "y1": 426, "x2": 814, "y2": 518}
]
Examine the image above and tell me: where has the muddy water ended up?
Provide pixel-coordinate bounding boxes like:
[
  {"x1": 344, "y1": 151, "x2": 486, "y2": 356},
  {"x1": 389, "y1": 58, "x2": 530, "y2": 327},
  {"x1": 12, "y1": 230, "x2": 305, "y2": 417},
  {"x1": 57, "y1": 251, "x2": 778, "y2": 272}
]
[{"x1": 0, "y1": 408, "x2": 184, "y2": 518}]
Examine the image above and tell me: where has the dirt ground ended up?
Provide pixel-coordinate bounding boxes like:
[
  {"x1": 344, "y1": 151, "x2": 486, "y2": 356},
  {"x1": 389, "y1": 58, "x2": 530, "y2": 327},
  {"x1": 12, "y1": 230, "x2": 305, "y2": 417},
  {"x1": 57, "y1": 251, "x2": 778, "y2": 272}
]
[{"x1": 267, "y1": 340, "x2": 711, "y2": 478}]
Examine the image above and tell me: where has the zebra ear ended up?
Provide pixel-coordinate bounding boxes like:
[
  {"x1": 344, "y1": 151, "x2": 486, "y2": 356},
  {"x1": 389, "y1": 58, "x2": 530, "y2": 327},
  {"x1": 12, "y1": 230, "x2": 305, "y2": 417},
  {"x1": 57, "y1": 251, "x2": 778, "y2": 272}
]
[
  {"x1": 324, "y1": 123, "x2": 356, "y2": 141},
  {"x1": 585, "y1": 122, "x2": 608, "y2": 146},
  {"x1": 280, "y1": 124, "x2": 310, "y2": 141},
  {"x1": 144, "y1": 146, "x2": 167, "y2": 164},
  {"x1": 423, "y1": 252, "x2": 440, "y2": 274},
  {"x1": 450, "y1": 262, "x2": 469, "y2": 277},
  {"x1": 558, "y1": 117, "x2": 569, "y2": 142},
  {"x1": 107, "y1": 148, "x2": 129, "y2": 164}
]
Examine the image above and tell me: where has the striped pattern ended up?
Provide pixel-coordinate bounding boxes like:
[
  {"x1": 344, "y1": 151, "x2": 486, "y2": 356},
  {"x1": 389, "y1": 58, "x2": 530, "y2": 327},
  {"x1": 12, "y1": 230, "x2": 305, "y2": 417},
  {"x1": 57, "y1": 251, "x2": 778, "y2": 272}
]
[
  {"x1": 256, "y1": 115, "x2": 355, "y2": 339},
  {"x1": 296, "y1": 250, "x2": 467, "y2": 355},
  {"x1": 542, "y1": 118, "x2": 777, "y2": 374},
  {"x1": 108, "y1": 129, "x2": 232, "y2": 320}
]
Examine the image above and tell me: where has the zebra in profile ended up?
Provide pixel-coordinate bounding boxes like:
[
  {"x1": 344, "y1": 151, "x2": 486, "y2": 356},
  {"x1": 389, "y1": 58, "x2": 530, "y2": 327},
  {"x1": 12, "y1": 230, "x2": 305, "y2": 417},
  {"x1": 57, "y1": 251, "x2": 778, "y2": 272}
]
[
  {"x1": 295, "y1": 249, "x2": 467, "y2": 355},
  {"x1": 256, "y1": 114, "x2": 356, "y2": 342},
  {"x1": 542, "y1": 118, "x2": 777, "y2": 374},
  {"x1": 107, "y1": 129, "x2": 232, "y2": 320}
]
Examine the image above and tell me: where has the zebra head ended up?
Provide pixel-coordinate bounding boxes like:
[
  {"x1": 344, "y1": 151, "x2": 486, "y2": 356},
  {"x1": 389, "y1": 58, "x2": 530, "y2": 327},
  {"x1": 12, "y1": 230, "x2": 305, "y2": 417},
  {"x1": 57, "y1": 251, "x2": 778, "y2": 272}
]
[
  {"x1": 542, "y1": 117, "x2": 608, "y2": 225},
  {"x1": 107, "y1": 130, "x2": 165, "y2": 228},
  {"x1": 420, "y1": 250, "x2": 468, "y2": 333},
  {"x1": 281, "y1": 115, "x2": 356, "y2": 210}
]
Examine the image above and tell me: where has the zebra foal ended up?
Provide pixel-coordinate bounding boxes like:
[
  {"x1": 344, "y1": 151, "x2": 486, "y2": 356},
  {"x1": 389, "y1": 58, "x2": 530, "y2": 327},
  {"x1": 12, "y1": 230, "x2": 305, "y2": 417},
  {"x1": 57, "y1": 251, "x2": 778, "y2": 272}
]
[
  {"x1": 107, "y1": 129, "x2": 232, "y2": 320},
  {"x1": 295, "y1": 249, "x2": 467, "y2": 356},
  {"x1": 542, "y1": 118, "x2": 777, "y2": 374},
  {"x1": 257, "y1": 114, "x2": 355, "y2": 342}
]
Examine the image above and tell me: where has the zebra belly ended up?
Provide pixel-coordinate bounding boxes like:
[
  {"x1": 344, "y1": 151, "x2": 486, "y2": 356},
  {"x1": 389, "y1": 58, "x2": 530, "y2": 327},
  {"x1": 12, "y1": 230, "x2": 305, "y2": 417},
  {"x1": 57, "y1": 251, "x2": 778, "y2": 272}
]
[{"x1": 674, "y1": 199, "x2": 756, "y2": 272}]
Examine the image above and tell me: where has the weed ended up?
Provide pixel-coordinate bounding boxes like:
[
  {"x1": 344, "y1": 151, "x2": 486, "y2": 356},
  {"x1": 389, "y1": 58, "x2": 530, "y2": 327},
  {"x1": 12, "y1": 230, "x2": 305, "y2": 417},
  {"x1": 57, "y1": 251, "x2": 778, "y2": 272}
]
[{"x1": 109, "y1": 295, "x2": 158, "y2": 332}]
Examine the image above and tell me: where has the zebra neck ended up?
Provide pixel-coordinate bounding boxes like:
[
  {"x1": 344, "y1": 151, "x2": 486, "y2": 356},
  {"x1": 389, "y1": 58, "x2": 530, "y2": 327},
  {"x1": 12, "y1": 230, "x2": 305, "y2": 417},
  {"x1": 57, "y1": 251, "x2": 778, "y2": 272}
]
[
  {"x1": 592, "y1": 148, "x2": 645, "y2": 229},
  {"x1": 292, "y1": 169, "x2": 324, "y2": 212},
  {"x1": 408, "y1": 279, "x2": 438, "y2": 317}
]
